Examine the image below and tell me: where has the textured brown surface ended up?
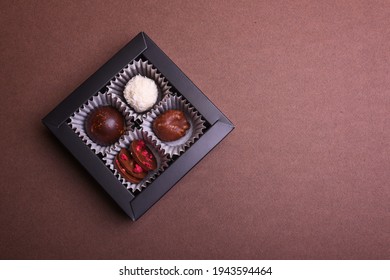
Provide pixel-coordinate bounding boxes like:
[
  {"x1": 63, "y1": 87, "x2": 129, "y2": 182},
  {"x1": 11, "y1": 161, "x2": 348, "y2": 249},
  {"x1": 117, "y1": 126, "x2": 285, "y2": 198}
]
[{"x1": 0, "y1": 1, "x2": 389, "y2": 260}]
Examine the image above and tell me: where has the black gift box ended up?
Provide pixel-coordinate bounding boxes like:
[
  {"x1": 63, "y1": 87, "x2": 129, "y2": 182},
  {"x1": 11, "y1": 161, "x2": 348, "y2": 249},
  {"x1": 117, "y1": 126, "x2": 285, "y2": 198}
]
[{"x1": 42, "y1": 32, "x2": 234, "y2": 220}]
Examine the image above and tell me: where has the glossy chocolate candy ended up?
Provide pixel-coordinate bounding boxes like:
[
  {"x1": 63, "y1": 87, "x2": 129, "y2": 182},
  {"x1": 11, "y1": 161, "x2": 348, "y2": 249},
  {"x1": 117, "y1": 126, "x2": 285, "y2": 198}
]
[
  {"x1": 85, "y1": 106, "x2": 125, "y2": 146},
  {"x1": 130, "y1": 140, "x2": 157, "y2": 171},
  {"x1": 152, "y1": 110, "x2": 189, "y2": 142},
  {"x1": 114, "y1": 148, "x2": 147, "y2": 184},
  {"x1": 117, "y1": 148, "x2": 147, "y2": 179}
]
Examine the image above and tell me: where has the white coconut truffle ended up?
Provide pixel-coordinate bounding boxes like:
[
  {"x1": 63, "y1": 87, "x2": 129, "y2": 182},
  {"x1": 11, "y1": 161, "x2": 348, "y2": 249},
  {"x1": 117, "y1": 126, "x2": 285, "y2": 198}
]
[{"x1": 123, "y1": 75, "x2": 158, "y2": 113}]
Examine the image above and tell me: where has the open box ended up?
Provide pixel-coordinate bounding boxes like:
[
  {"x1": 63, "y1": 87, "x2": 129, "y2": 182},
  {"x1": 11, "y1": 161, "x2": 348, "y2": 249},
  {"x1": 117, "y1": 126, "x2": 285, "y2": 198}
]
[{"x1": 42, "y1": 32, "x2": 234, "y2": 220}]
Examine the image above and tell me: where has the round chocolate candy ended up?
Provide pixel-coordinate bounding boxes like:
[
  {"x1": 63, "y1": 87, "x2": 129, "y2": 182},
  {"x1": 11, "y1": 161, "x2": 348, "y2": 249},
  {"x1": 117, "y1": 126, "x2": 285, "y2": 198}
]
[
  {"x1": 85, "y1": 106, "x2": 125, "y2": 146},
  {"x1": 152, "y1": 110, "x2": 190, "y2": 142}
]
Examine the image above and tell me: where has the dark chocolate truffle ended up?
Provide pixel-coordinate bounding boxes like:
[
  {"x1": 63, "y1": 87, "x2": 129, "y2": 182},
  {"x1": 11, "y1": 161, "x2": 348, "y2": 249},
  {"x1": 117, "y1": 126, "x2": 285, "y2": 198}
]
[
  {"x1": 85, "y1": 106, "x2": 125, "y2": 146},
  {"x1": 153, "y1": 110, "x2": 190, "y2": 142}
]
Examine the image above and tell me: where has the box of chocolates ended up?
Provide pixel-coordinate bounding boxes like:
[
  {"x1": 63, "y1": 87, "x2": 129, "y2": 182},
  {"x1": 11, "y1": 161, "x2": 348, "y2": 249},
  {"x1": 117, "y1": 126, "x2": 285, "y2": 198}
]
[{"x1": 42, "y1": 32, "x2": 234, "y2": 220}]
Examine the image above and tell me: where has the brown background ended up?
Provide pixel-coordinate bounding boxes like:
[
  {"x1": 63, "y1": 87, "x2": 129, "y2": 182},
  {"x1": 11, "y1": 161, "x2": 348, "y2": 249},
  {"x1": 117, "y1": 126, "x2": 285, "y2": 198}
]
[{"x1": 0, "y1": 0, "x2": 389, "y2": 259}]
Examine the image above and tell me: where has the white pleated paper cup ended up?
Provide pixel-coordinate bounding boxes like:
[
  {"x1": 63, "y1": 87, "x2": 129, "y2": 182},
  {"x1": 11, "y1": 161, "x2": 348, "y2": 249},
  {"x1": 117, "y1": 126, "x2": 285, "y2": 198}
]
[
  {"x1": 68, "y1": 92, "x2": 135, "y2": 155},
  {"x1": 107, "y1": 59, "x2": 172, "y2": 121},
  {"x1": 103, "y1": 129, "x2": 169, "y2": 192},
  {"x1": 141, "y1": 95, "x2": 206, "y2": 157}
]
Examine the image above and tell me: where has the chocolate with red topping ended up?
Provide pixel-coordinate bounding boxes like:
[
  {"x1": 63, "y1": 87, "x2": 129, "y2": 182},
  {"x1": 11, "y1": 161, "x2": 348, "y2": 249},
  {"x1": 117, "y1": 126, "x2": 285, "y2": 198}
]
[
  {"x1": 130, "y1": 140, "x2": 157, "y2": 171},
  {"x1": 114, "y1": 142, "x2": 158, "y2": 184},
  {"x1": 114, "y1": 154, "x2": 142, "y2": 184},
  {"x1": 117, "y1": 148, "x2": 147, "y2": 179},
  {"x1": 114, "y1": 147, "x2": 150, "y2": 184}
]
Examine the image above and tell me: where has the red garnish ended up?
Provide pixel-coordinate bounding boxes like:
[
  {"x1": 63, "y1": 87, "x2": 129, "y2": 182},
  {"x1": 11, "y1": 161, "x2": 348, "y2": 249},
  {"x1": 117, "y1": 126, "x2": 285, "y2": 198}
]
[
  {"x1": 133, "y1": 164, "x2": 144, "y2": 173},
  {"x1": 138, "y1": 140, "x2": 145, "y2": 147},
  {"x1": 120, "y1": 153, "x2": 128, "y2": 161},
  {"x1": 135, "y1": 140, "x2": 145, "y2": 152}
]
